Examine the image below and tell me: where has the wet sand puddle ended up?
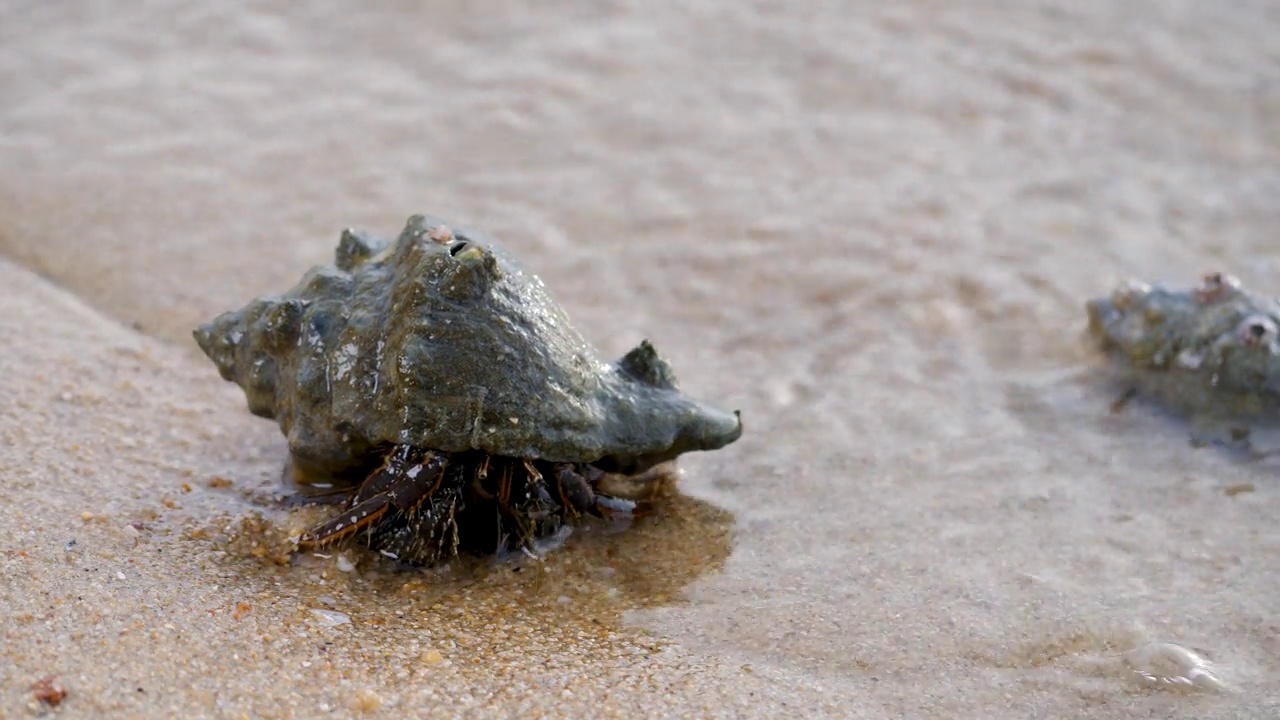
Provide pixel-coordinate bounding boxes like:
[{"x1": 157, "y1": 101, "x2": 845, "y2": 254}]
[
  {"x1": 4, "y1": 452, "x2": 737, "y2": 717},
  {"x1": 198, "y1": 480, "x2": 738, "y2": 707},
  {"x1": 201, "y1": 472, "x2": 736, "y2": 618}
]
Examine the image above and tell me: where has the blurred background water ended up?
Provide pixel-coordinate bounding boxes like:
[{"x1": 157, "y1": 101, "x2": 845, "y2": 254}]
[{"x1": 2, "y1": 1, "x2": 1278, "y2": 716}]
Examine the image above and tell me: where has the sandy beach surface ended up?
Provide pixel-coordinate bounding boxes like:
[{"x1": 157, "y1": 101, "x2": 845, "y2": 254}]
[{"x1": 3, "y1": 1, "x2": 1279, "y2": 717}]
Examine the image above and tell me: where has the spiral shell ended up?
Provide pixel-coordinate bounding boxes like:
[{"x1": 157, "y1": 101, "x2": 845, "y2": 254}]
[{"x1": 195, "y1": 214, "x2": 742, "y2": 477}]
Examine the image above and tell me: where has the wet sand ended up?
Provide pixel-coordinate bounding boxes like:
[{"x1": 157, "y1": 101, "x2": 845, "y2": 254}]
[{"x1": 3, "y1": 1, "x2": 1279, "y2": 717}]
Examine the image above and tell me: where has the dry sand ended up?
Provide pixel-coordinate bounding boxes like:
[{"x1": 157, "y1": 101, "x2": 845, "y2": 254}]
[{"x1": 2, "y1": 1, "x2": 1279, "y2": 717}]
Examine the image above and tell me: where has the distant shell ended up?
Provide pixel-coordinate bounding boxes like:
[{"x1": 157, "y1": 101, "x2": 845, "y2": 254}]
[
  {"x1": 195, "y1": 214, "x2": 743, "y2": 476},
  {"x1": 1085, "y1": 272, "x2": 1280, "y2": 419}
]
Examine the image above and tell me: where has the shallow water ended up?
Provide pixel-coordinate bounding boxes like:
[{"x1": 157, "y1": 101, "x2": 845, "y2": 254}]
[{"x1": 3, "y1": 1, "x2": 1279, "y2": 717}]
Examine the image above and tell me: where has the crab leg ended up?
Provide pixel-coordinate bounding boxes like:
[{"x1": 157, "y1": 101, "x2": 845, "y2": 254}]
[
  {"x1": 386, "y1": 452, "x2": 449, "y2": 514},
  {"x1": 467, "y1": 454, "x2": 500, "y2": 501},
  {"x1": 344, "y1": 446, "x2": 416, "y2": 503},
  {"x1": 497, "y1": 463, "x2": 513, "y2": 505},
  {"x1": 521, "y1": 459, "x2": 542, "y2": 483},
  {"x1": 299, "y1": 449, "x2": 447, "y2": 546},
  {"x1": 298, "y1": 494, "x2": 393, "y2": 546},
  {"x1": 552, "y1": 463, "x2": 603, "y2": 517}
]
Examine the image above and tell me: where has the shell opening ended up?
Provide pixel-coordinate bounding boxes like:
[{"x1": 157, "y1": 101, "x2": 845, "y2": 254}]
[{"x1": 1236, "y1": 314, "x2": 1278, "y2": 347}]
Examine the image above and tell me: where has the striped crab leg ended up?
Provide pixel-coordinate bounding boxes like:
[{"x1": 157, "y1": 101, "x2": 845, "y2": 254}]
[{"x1": 299, "y1": 447, "x2": 448, "y2": 547}]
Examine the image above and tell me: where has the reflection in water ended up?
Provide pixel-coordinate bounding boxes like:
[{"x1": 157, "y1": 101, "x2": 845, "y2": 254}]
[{"x1": 191, "y1": 474, "x2": 737, "y2": 692}]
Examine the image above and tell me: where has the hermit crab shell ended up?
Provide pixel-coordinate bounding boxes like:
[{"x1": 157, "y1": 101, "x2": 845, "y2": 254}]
[
  {"x1": 194, "y1": 214, "x2": 743, "y2": 477},
  {"x1": 1086, "y1": 272, "x2": 1280, "y2": 419}
]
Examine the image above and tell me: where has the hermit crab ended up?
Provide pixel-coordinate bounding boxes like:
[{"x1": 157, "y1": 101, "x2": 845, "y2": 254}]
[
  {"x1": 194, "y1": 214, "x2": 743, "y2": 565},
  {"x1": 1086, "y1": 271, "x2": 1280, "y2": 429}
]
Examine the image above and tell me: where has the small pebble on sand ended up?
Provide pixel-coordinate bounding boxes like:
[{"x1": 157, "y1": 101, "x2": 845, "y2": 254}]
[
  {"x1": 1122, "y1": 642, "x2": 1227, "y2": 692},
  {"x1": 309, "y1": 608, "x2": 351, "y2": 627},
  {"x1": 348, "y1": 688, "x2": 382, "y2": 713},
  {"x1": 31, "y1": 675, "x2": 68, "y2": 706}
]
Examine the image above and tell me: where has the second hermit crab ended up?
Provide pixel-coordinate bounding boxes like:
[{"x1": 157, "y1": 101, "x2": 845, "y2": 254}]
[
  {"x1": 1086, "y1": 271, "x2": 1280, "y2": 446},
  {"x1": 194, "y1": 214, "x2": 743, "y2": 565}
]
